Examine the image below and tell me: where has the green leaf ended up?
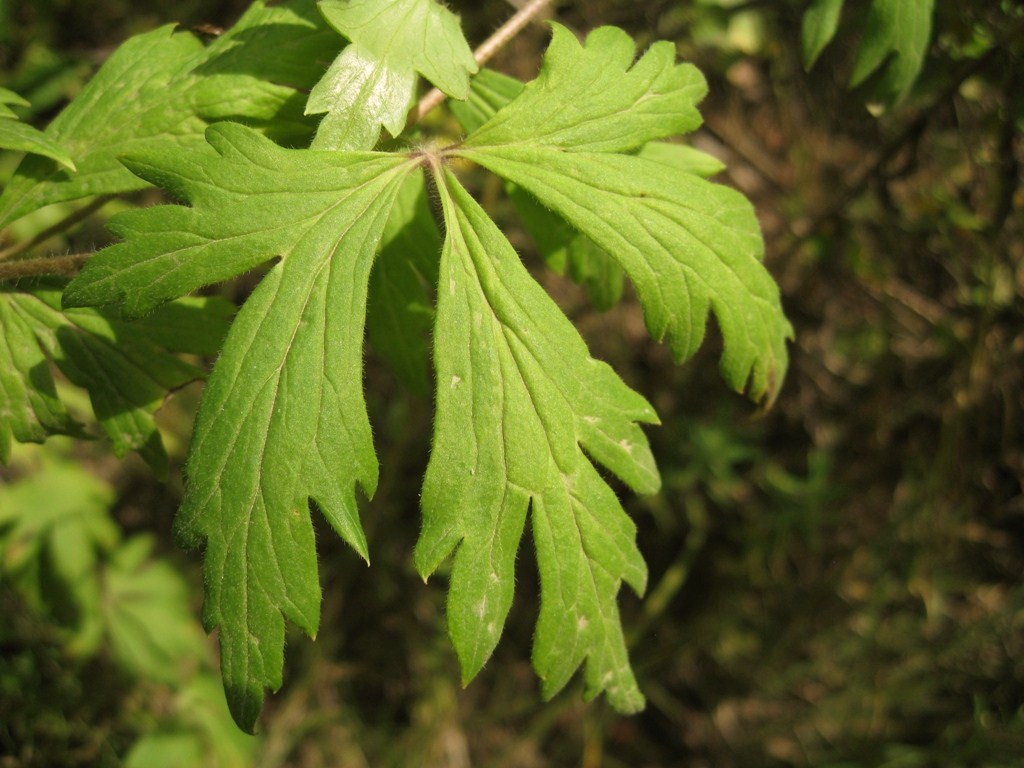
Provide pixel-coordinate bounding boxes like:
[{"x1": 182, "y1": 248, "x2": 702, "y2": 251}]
[
  {"x1": 0, "y1": 88, "x2": 30, "y2": 110},
  {"x1": 0, "y1": 0, "x2": 340, "y2": 229},
  {"x1": 463, "y1": 25, "x2": 706, "y2": 154},
  {"x1": 801, "y1": 0, "x2": 845, "y2": 70},
  {"x1": 366, "y1": 172, "x2": 441, "y2": 393},
  {"x1": 448, "y1": 68, "x2": 525, "y2": 135},
  {"x1": 103, "y1": 536, "x2": 208, "y2": 683},
  {"x1": 453, "y1": 67, "x2": 725, "y2": 315},
  {"x1": 126, "y1": 677, "x2": 258, "y2": 768},
  {"x1": 459, "y1": 25, "x2": 791, "y2": 405},
  {"x1": 637, "y1": 141, "x2": 726, "y2": 178},
  {"x1": 309, "y1": 0, "x2": 478, "y2": 149},
  {"x1": 850, "y1": 0, "x2": 934, "y2": 103},
  {"x1": 0, "y1": 461, "x2": 119, "y2": 655},
  {"x1": 68, "y1": 122, "x2": 416, "y2": 730},
  {"x1": 0, "y1": 112, "x2": 76, "y2": 170},
  {"x1": 0, "y1": 284, "x2": 231, "y2": 472},
  {"x1": 452, "y1": 69, "x2": 624, "y2": 310},
  {"x1": 0, "y1": 291, "x2": 80, "y2": 462},
  {"x1": 417, "y1": 167, "x2": 658, "y2": 711}
]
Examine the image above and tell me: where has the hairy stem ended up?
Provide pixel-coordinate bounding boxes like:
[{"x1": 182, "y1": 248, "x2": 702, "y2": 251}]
[
  {"x1": 0, "y1": 252, "x2": 91, "y2": 281},
  {"x1": 0, "y1": 195, "x2": 114, "y2": 262},
  {"x1": 412, "y1": 0, "x2": 556, "y2": 124}
]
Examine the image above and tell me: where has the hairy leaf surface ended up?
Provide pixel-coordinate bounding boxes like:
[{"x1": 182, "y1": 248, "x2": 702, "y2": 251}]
[
  {"x1": 309, "y1": 0, "x2": 477, "y2": 149},
  {"x1": 418, "y1": 168, "x2": 658, "y2": 710},
  {"x1": 459, "y1": 25, "x2": 791, "y2": 405},
  {"x1": 68, "y1": 122, "x2": 415, "y2": 730}
]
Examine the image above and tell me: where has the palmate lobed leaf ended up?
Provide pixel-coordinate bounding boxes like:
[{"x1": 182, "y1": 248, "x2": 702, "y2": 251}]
[
  {"x1": 58, "y1": 19, "x2": 792, "y2": 729},
  {"x1": 68, "y1": 122, "x2": 418, "y2": 730}
]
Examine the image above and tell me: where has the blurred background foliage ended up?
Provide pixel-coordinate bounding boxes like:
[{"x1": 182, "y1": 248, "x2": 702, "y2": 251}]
[{"x1": 1, "y1": 0, "x2": 1022, "y2": 766}]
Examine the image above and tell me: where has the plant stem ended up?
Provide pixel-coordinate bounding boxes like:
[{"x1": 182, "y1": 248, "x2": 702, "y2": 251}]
[
  {"x1": 0, "y1": 195, "x2": 114, "y2": 262},
  {"x1": 0, "y1": 252, "x2": 91, "y2": 281},
  {"x1": 412, "y1": 0, "x2": 556, "y2": 125}
]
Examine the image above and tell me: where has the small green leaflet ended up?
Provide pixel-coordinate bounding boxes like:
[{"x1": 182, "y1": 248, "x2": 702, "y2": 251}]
[
  {"x1": 0, "y1": 0, "x2": 340, "y2": 229},
  {"x1": 67, "y1": 123, "x2": 418, "y2": 731},
  {"x1": 418, "y1": 167, "x2": 658, "y2": 710},
  {"x1": 0, "y1": 87, "x2": 76, "y2": 170},
  {"x1": 0, "y1": 283, "x2": 232, "y2": 474},
  {"x1": 801, "y1": 0, "x2": 934, "y2": 103},
  {"x1": 457, "y1": 25, "x2": 791, "y2": 404},
  {"x1": 308, "y1": 0, "x2": 477, "y2": 149}
]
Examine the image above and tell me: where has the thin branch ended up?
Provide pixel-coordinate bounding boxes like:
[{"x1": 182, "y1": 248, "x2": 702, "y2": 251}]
[
  {"x1": 0, "y1": 252, "x2": 91, "y2": 281},
  {"x1": 412, "y1": 0, "x2": 557, "y2": 125},
  {"x1": 0, "y1": 195, "x2": 114, "y2": 262}
]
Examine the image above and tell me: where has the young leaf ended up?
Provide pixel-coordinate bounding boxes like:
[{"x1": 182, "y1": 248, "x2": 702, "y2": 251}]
[
  {"x1": 309, "y1": 0, "x2": 478, "y2": 149},
  {"x1": 458, "y1": 25, "x2": 791, "y2": 405},
  {"x1": 801, "y1": 0, "x2": 845, "y2": 70},
  {"x1": 0, "y1": 284, "x2": 232, "y2": 473},
  {"x1": 67, "y1": 122, "x2": 417, "y2": 731},
  {"x1": 0, "y1": 0, "x2": 340, "y2": 229},
  {"x1": 849, "y1": 0, "x2": 934, "y2": 103},
  {"x1": 417, "y1": 167, "x2": 658, "y2": 711}
]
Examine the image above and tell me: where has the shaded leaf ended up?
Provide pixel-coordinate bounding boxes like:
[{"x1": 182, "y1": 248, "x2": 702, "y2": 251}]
[
  {"x1": 0, "y1": 462, "x2": 118, "y2": 654},
  {"x1": 0, "y1": 283, "x2": 232, "y2": 473},
  {"x1": 366, "y1": 172, "x2": 441, "y2": 393},
  {"x1": 801, "y1": 0, "x2": 845, "y2": 70},
  {"x1": 850, "y1": 0, "x2": 934, "y2": 103}
]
